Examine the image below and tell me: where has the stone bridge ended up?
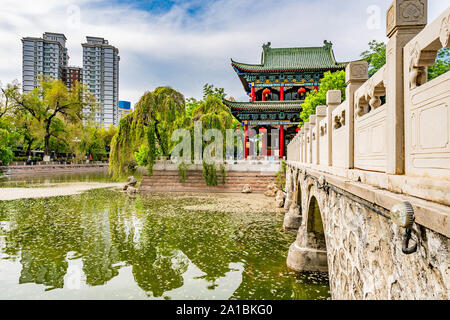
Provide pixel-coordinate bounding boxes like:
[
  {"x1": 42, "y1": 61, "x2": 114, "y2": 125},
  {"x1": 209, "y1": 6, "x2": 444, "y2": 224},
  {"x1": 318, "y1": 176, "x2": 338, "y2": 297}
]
[{"x1": 283, "y1": 0, "x2": 449, "y2": 300}]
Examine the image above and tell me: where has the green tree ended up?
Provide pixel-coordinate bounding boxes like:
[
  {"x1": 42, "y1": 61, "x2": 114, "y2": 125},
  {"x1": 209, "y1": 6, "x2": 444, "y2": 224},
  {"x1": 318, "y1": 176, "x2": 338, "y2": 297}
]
[
  {"x1": 361, "y1": 41, "x2": 449, "y2": 81},
  {"x1": 300, "y1": 71, "x2": 346, "y2": 125},
  {"x1": 185, "y1": 97, "x2": 201, "y2": 119},
  {"x1": 202, "y1": 83, "x2": 226, "y2": 100},
  {"x1": 135, "y1": 144, "x2": 150, "y2": 167},
  {"x1": 12, "y1": 77, "x2": 95, "y2": 158},
  {"x1": 99, "y1": 125, "x2": 118, "y2": 155},
  {"x1": 109, "y1": 87, "x2": 187, "y2": 178},
  {"x1": 428, "y1": 48, "x2": 450, "y2": 81},
  {"x1": 0, "y1": 118, "x2": 16, "y2": 166},
  {"x1": 0, "y1": 81, "x2": 20, "y2": 119},
  {"x1": 79, "y1": 126, "x2": 107, "y2": 161},
  {"x1": 15, "y1": 111, "x2": 40, "y2": 156},
  {"x1": 361, "y1": 40, "x2": 386, "y2": 78},
  {"x1": 0, "y1": 82, "x2": 20, "y2": 166}
]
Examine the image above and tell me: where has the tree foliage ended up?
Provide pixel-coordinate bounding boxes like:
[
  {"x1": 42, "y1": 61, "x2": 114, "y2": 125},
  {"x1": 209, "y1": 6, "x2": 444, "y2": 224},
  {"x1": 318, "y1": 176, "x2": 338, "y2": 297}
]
[
  {"x1": 428, "y1": 48, "x2": 450, "y2": 81},
  {"x1": 300, "y1": 71, "x2": 346, "y2": 125},
  {"x1": 361, "y1": 40, "x2": 449, "y2": 81},
  {"x1": 361, "y1": 40, "x2": 386, "y2": 78},
  {"x1": 11, "y1": 77, "x2": 96, "y2": 156},
  {"x1": 109, "y1": 87, "x2": 187, "y2": 179},
  {"x1": 0, "y1": 118, "x2": 16, "y2": 166}
]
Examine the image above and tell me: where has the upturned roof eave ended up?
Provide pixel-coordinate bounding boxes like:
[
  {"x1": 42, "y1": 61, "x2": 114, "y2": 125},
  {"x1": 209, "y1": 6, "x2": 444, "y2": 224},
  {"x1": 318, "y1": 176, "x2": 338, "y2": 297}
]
[
  {"x1": 231, "y1": 61, "x2": 347, "y2": 73},
  {"x1": 223, "y1": 99, "x2": 304, "y2": 111}
]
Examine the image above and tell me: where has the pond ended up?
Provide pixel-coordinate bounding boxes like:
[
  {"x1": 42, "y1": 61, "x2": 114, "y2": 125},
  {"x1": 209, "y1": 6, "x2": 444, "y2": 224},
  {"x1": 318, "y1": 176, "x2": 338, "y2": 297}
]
[
  {"x1": 0, "y1": 178, "x2": 330, "y2": 300},
  {"x1": 0, "y1": 171, "x2": 124, "y2": 188}
]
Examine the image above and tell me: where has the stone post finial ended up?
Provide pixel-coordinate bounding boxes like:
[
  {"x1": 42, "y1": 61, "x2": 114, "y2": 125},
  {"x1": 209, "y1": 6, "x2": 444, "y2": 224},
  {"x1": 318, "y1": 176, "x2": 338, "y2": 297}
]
[
  {"x1": 316, "y1": 105, "x2": 327, "y2": 117},
  {"x1": 326, "y1": 90, "x2": 342, "y2": 106},
  {"x1": 386, "y1": 0, "x2": 427, "y2": 38},
  {"x1": 346, "y1": 61, "x2": 368, "y2": 85}
]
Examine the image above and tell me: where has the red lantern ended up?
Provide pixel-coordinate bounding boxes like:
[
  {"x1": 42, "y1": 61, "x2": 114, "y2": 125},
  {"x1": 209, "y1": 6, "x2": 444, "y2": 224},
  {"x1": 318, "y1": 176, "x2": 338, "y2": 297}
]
[
  {"x1": 262, "y1": 88, "x2": 271, "y2": 96},
  {"x1": 298, "y1": 87, "x2": 306, "y2": 95}
]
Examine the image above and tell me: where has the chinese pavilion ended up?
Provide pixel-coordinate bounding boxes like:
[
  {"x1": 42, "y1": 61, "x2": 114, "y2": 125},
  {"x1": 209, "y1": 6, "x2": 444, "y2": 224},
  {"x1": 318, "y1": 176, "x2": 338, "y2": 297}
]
[{"x1": 223, "y1": 40, "x2": 346, "y2": 159}]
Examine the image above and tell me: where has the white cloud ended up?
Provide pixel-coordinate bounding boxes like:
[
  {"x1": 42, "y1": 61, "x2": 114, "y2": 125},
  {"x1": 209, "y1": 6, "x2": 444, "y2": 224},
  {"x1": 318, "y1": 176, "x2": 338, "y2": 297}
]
[{"x1": 0, "y1": 0, "x2": 448, "y2": 106}]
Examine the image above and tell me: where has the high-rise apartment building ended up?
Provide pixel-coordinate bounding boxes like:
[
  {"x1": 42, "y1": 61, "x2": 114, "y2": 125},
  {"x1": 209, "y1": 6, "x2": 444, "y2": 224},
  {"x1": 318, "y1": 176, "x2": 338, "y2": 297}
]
[
  {"x1": 21, "y1": 32, "x2": 68, "y2": 94},
  {"x1": 82, "y1": 36, "x2": 120, "y2": 126}
]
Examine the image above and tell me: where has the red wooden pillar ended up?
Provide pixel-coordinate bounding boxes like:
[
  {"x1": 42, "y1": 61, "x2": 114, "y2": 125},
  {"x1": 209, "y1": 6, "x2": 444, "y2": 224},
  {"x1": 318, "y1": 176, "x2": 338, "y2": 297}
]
[
  {"x1": 244, "y1": 125, "x2": 249, "y2": 159},
  {"x1": 262, "y1": 92, "x2": 266, "y2": 102},
  {"x1": 251, "y1": 86, "x2": 256, "y2": 101},
  {"x1": 279, "y1": 125, "x2": 284, "y2": 159},
  {"x1": 280, "y1": 86, "x2": 284, "y2": 101}
]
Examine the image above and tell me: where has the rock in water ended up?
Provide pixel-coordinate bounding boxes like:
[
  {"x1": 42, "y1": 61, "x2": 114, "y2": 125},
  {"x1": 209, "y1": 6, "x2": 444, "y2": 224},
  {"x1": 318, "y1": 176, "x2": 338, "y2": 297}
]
[
  {"x1": 242, "y1": 184, "x2": 252, "y2": 194},
  {"x1": 127, "y1": 186, "x2": 138, "y2": 194},
  {"x1": 127, "y1": 176, "x2": 137, "y2": 187}
]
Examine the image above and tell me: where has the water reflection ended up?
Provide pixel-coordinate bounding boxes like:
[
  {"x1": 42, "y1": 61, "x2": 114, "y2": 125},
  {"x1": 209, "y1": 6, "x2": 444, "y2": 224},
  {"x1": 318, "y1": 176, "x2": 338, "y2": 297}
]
[{"x1": 0, "y1": 189, "x2": 330, "y2": 299}]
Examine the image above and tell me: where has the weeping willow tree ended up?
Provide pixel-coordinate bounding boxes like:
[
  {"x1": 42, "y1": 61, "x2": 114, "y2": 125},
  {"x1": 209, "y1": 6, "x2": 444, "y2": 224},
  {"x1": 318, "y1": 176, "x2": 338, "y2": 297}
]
[
  {"x1": 190, "y1": 94, "x2": 238, "y2": 186},
  {"x1": 191, "y1": 95, "x2": 237, "y2": 134},
  {"x1": 109, "y1": 87, "x2": 188, "y2": 179}
]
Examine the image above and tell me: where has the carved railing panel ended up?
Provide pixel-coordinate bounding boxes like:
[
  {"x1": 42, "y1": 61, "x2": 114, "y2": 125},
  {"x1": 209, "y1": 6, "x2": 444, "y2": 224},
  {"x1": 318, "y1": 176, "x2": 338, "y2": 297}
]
[
  {"x1": 353, "y1": 66, "x2": 388, "y2": 172},
  {"x1": 404, "y1": 6, "x2": 450, "y2": 179}
]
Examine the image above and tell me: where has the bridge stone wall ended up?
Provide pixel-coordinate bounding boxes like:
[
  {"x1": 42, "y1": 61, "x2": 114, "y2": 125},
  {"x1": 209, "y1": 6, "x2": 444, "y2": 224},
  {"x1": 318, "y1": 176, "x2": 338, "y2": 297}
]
[{"x1": 284, "y1": 165, "x2": 449, "y2": 300}]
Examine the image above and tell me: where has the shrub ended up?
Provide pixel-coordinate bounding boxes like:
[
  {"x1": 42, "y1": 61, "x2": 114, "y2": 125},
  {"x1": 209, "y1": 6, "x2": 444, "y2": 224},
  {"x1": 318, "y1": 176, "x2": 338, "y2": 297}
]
[{"x1": 178, "y1": 162, "x2": 188, "y2": 183}]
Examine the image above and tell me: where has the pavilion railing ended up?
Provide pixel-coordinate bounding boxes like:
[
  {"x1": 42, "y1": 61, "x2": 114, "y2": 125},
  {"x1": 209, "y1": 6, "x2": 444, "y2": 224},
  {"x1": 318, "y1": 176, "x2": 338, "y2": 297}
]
[{"x1": 286, "y1": 0, "x2": 450, "y2": 205}]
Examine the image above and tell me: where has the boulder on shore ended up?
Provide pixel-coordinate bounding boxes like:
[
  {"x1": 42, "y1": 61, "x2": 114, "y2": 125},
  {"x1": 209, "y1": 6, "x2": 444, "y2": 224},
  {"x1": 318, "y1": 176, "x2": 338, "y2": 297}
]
[
  {"x1": 123, "y1": 176, "x2": 137, "y2": 191},
  {"x1": 127, "y1": 176, "x2": 137, "y2": 187},
  {"x1": 265, "y1": 182, "x2": 278, "y2": 197},
  {"x1": 242, "y1": 184, "x2": 252, "y2": 194},
  {"x1": 275, "y1": 190, "x2": 285, "y2": 208}
]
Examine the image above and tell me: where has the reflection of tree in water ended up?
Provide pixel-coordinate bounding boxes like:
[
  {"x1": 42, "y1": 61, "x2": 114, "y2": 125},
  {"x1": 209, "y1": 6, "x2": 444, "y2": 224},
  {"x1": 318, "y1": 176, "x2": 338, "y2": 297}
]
[
  {"x1": 136, "y1": 196, "x2": 242, "y2": 283},
  {"x1": 128, "y1": 213, "x2": 188, "y2": 297},
  {"x1": 19, "y1": 249, "x2": 67, "y2": 290},
  {"x1": 3, "y1": 197, "x2": 82, "y2": 289}
]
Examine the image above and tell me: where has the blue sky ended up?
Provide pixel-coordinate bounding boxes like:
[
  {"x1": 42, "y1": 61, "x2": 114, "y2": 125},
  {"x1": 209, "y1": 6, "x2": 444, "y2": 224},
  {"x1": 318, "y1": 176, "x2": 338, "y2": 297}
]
[{"x1": 0, "y1": 0, "x2": 449, "y2": 107}]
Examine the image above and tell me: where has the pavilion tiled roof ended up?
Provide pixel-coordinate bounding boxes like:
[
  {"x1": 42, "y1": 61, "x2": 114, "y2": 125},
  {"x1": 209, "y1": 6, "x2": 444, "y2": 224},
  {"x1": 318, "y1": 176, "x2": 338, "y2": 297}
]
[
  {"x1": 231, "y1": 41, "x2": 347, "y2": 73},
  {"x1": 223, "y1": 99, "x2": 303, "y2": 112}
]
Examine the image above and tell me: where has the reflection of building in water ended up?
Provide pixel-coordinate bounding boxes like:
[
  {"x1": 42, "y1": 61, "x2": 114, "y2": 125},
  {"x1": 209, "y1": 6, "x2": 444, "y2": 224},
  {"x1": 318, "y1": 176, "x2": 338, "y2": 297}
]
[{"x1": 80, "y1": 208, "x2": 118, "y2": 286}]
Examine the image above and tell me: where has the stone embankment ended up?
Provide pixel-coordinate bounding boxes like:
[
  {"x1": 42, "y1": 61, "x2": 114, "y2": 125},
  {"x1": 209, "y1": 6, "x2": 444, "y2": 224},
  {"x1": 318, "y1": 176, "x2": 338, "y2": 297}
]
[
  {"x1": 140, "y1": 171, "x2": 277, "y2": 193},
  {"x1": 1, "y1": 163, "x2": 108, "y2": 176}
]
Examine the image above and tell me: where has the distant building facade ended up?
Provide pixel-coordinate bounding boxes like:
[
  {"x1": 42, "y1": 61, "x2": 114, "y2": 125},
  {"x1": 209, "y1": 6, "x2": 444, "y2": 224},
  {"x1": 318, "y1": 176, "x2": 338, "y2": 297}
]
[
  {"x1": 22, "y1": 32, "x2": 68, "y2": 94},
  {"x1": 82, "y1": 36, "x2": 120, "y2": 126},
  {"x1": 118, "y1": 101, "x2": 131, "y2": 119},
  {"x1": 22, "y1": 33, "x2": 120, "y2": 126},
  {"x1": 62, "y1": 66, "x2": 82, "y2": 89}
]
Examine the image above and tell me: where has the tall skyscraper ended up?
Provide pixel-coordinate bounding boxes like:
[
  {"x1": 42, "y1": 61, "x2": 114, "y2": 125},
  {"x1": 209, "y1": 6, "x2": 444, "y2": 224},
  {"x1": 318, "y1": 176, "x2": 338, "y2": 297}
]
[
  {"x1": 82, "y1": 36, "x2": 120, "y2": 126},
  {"x1": 21, "y1": 32, "x2": 68, "y2": 94}
]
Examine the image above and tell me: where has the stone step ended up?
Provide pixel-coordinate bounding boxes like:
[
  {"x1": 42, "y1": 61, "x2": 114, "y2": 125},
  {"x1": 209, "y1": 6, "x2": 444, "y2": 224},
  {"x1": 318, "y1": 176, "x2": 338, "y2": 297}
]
[{"x1": 140, "y1": 170, "x2": 277, "y2": 193}]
